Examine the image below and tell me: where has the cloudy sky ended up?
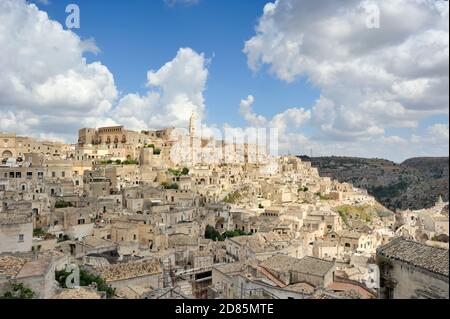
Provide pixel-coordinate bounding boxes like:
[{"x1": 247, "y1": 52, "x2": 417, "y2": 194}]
[{"x1": 0, "y1": 0, "x2": 448, "y2": 162}]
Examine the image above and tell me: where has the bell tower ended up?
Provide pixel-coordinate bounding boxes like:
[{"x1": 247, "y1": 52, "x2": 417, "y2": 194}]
[{"x1": 189, "y1": 111, "x2": 196, "y2": 137}]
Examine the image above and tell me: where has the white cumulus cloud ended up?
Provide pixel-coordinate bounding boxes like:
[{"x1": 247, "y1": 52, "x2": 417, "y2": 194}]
[
  {"x1": 0, "y1": 0, "x2": 118, "y2": 139},
  {"x1": 112, "y1": 48, "x2": 209, "y2": 131},
  {"x1": 243, "y1": 0, "x2": 449, "y2": 160}
]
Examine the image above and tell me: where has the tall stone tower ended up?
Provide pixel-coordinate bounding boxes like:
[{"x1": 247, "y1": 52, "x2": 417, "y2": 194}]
[{"x1": 189, "y1": 111, "x2": 196, "y2": 137}]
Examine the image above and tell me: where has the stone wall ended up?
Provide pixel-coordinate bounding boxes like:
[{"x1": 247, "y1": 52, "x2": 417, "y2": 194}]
[
  {"x1": 388, "y1": 260, "x2": 449, "y2": 299},
  {"x1": 0, "y1": 221, "x2": 32, "y2": 253}
]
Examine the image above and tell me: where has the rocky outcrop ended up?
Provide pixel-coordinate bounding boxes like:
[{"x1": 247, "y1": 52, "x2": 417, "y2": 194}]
[{"x1": 299, "y1": 156, "x2": 449, "y2": 211}]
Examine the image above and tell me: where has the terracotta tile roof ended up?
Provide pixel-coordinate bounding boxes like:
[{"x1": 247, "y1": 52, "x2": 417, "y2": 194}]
[
  {"x1": 377, "y1": 238, "x2": 449, "y2": 277},
  {"x1": 0, "y1": 255, "x2": 26, "y2": 277},
  {"x1": 96, "y1": 260, "x2": 161, "y2": 282},
  {"x1": 328, "y1": 282, "x2": 375, "y2": 299},
  {"x1": 260, "y1": 254, "x2": 334, "y2": 277},
  {"x1": 53, "y1": 287, "x2": 103, "y2": 299}
]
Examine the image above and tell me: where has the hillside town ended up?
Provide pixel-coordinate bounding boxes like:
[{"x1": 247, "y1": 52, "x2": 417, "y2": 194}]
[{"x1": 0, "y1": 114, "x2": 448, "y2": 299}]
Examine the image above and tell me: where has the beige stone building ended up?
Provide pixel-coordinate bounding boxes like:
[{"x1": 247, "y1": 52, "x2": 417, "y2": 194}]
[{"x1": 0, "y1": 214, "x2": 33, "y2": 253}]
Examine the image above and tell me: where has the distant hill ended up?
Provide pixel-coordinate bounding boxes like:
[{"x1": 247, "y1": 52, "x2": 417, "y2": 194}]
[{"x1": 299, "y1": 156, "x2": 449, "y2": 211}]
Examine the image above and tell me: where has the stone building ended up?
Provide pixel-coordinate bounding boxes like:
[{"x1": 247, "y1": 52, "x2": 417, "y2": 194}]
[
  {"x1": 377, "y1": 238, "x2": 449, "y2": 299},
  {"x1": 0, "y1": 214, "x2": 33, "y2": 253}
]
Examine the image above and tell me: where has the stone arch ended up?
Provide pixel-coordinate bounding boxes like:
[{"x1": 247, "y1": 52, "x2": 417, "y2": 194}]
[{"x1": 2, "y1": 150, "x2": 13, "y2": 159}]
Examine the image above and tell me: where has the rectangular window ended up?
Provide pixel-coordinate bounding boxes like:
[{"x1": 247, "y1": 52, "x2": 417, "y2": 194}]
[
  {"x1": 15, "y1": 172, "x2": 21, "y2": 178},
  {"x1": 18, "y1": 234, "x2": 24, "y2": 242},
  {"x1": 38, "y1": 172, "x2": 44, "y2": 179},
  {"x1": 52, "y1": 172, "x2": 56, "y2": 178},
  {"x1": 27, "y1": 172, "x2": 33, "y2": 179}
]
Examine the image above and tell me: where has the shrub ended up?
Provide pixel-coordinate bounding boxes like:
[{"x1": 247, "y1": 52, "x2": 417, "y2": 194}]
[
  {"x1": 122, "y1": 159, "x2": 139, "y2": 165},
  {"x1": 98, "y1": 160, "x2": 113, "y2": 165},
  {"x1": 205, "y1": 225, "x2": 223, "y2": 241},
  {"x1": 55, "y1": 268, "x2": 115, "y2": 299},
  {"x1": 162, "y1": 182, "x2": 179, "y2": 190},
  {"x1": 168, "y1": 167, "x2": 190, "y2": 176},
  {"x1": 55, "y1": 200, "x2": 71, "y2": 208},
  {"x1": 222, "y1": 229, "x2": 251, "y2": 239},
  {"x1": 33, "y1": 228, "x2": 45, "y2": 237},
  {"x1": 1, "y1": 282, "x2": 35, "y2": 299}
]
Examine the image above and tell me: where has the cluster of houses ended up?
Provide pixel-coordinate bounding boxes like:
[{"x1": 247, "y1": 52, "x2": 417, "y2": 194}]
[{"x1": 0, "y1": 120, "x2": 448, "y2": 299}]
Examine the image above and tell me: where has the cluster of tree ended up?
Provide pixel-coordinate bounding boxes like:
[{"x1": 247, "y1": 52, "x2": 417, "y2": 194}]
[
  {"x1": 33, "y1": 228, "x2": 55, "y2": 240},
  {"x1": 98, "y1": 159, "x2": 139, "y2": 165},
  {"x1": 369, "y1": 181, "x2": 409, "y2": 199},
  {"x1": 55, "y1": 200, "x2": 72, "y2": 208},
  {"x1": 0, "y1": 282, "x2": 35, "y2": 299},
  {"x1": 145, "y1": 144, "x2": 161, "y2": 155},
  {"x1": 121, "y1": 159, "x2": 139, "y2": 165},
  {"x1": 55, "y1": 268, "x2": 115, "y2": 299},
  {"x1": 204, "y1": 225, "x2": 252, "y2": 241},
  {"x1": 168, "y1": 167, "x2": 190, "y2": 176},
  {"x1": 98, "y1": 159, "x2": 114, "y2": 165},
  {"x1": 161, "y1": 182, "x2": 179, "y2": 190},
  {"x1": 224, "y1": 190, "x2": 243, "y2": 204}
]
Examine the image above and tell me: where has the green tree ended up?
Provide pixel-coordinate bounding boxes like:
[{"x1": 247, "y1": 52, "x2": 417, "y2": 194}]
[
  {"x1": 55, "y1": 200, "x2": 71, "y2": 208},
  {"x1": 122, "y1": 159, "x2": 139, "y2": 165},
  {"x1": 1, "y1": 282, "x2": 35, "y2": 299},
  {"x1": 33, "y1": 228, "x2": 45, "y2": 237},
  {"x1": 55, "y1": 268, "x2": 115, "y2": 299},
  {"x1": 204, "y1": 225, "x2": 223, "y2": 241},
  {"x1": 222, "y1": 229, "x2": 251, "y2": 239}
]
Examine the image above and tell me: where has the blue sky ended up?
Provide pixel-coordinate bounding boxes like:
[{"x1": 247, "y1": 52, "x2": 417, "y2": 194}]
[
  {"x1": 1, "y1": 0, "x2": 448, "y2": 162},
  {"x1": 32, "y1": 0, "x2": 320, "y2": 127}
]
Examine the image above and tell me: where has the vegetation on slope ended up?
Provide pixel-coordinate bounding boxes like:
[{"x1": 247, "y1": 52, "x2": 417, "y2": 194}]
[{"x1": 300, "y1": 156, "x2": 449, "y2": 211}]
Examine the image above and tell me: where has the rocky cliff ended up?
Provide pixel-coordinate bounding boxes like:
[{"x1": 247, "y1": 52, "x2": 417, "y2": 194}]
[{"x1": 299, "y1": 156, "x2": 449, "y2": 211}]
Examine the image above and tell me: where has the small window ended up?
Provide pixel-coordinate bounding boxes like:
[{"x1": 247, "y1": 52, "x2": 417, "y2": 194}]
[{"x1": 18, "y1": 234, "x2": 24, "y2": 242}]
